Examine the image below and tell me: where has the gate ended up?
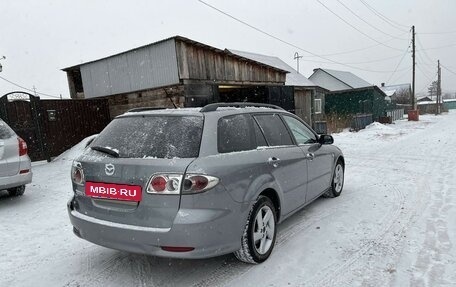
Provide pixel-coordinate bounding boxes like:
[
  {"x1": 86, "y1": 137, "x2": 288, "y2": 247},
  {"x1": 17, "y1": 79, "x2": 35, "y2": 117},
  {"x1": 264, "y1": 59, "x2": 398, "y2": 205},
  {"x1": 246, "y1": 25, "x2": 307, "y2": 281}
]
[
  {"x1": 0, "y1": 91, "x2": 111, "y2": 162},
  {"x1": 0, "y1": 91, "x2": 48, "y2": 161}
]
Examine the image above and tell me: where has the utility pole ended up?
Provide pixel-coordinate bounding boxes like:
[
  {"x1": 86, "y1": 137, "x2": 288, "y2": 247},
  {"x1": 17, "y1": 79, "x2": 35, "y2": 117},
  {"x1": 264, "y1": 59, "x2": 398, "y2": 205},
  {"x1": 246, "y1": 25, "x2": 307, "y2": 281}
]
[
  {"x1": 412, "y1": 25, "x2": 416, "y2": 110},
  {"x1": 437, "y1": 60, "x2": 441, "y2": 114},
  {"x1": 294, "y1": 52, "x2": 303, "y2": 73}
]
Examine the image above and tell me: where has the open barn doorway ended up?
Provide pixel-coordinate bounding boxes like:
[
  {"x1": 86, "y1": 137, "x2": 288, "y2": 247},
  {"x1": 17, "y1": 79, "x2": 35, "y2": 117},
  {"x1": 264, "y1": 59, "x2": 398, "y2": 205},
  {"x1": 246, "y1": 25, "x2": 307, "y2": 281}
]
[
  {"x1": 217, "y1": 85, "x2": 295, "y2": 113},
  {"x1": 218, "y1": 85, "x2": 268, "y2": 103}
]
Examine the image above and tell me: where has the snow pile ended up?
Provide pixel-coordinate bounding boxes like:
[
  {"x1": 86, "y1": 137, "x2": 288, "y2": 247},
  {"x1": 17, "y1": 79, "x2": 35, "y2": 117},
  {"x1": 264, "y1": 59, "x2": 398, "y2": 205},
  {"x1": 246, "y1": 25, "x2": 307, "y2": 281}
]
[
  {"x1": 365, "y1": 121, "x2": 394, "y2": 131},
  {"x1": 362, "y1": 121, "x2": 402, "y2": 140}
]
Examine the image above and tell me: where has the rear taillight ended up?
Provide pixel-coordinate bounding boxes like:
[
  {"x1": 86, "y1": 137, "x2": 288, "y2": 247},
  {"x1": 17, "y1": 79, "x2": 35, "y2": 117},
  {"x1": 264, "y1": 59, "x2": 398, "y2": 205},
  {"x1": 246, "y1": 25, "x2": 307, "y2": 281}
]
[
  {"x1": 18, "y1": 137, "x2": 27, "y2": 156},
  {"x1": 182, "y1": 174, "x2": 219, "y2": 194},
  {"x1": 71, "y1": 161, "x2": 85, "y2": 185},
  {"x1": 147, "y1": 174, "x2": 182, "y2": 195},
  {"x1": 146, "y1": 174, "x2": 219, "y2": 195}
]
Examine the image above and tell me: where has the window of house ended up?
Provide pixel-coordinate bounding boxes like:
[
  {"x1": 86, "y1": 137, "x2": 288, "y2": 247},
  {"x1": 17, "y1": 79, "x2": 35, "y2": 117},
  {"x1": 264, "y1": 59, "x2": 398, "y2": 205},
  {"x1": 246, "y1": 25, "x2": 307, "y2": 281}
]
[{"x1": 314, "y1": 99, "x2": 322, "y2": 114}]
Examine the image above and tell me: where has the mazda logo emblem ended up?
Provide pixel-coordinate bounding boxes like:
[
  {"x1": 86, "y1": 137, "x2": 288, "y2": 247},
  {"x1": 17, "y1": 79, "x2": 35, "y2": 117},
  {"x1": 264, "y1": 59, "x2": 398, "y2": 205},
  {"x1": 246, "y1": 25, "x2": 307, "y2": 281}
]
[{"x1": 105, "y1": 163, "x2": 115, "y2": 176}]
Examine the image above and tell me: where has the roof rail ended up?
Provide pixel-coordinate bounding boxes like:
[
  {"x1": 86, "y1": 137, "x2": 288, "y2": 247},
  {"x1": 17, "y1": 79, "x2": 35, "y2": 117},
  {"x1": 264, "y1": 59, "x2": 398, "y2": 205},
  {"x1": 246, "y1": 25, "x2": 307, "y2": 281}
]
[
  {"x1": 200, "y1": 102, "x2": 284, "y2": 112},
  {"x1": 127, "y1": 107, "x2": 166, "y2": 113}
]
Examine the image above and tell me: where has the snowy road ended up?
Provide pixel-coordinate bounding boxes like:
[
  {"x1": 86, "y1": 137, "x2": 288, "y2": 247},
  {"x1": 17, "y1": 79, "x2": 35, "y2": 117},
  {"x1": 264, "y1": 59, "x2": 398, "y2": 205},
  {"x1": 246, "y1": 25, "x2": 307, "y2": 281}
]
[{"x1": 1, "y1": 112, "x2": 455, "y2": 287}]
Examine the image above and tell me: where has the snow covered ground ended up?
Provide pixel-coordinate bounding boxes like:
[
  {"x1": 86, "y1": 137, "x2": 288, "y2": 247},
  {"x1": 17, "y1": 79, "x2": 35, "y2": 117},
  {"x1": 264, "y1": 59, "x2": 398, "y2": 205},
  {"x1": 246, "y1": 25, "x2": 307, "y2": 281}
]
[{"x1": 1, "y1": 112, "x2": 455, "y2": 287}]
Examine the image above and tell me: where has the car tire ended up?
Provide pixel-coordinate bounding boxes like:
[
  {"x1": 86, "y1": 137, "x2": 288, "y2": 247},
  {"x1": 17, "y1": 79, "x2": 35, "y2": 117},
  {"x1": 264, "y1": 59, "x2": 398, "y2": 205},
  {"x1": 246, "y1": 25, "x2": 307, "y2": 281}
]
[
  {"x1": 234, "y1": 195, "x2": 277, "y2": 264},
  {"x1": 324, "y1": 160, "x2": 344, "y2": 198},
  {"x1": 8, "y1": 185, "x2": 25, "y2": 196}
]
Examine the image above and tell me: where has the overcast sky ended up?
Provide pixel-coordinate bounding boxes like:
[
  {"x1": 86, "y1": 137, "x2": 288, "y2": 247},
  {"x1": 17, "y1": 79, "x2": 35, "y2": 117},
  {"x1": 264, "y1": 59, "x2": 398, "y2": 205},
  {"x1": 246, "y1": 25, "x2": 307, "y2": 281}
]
[{"x1": 1, "y1": 0, "x2": 455, "y2": 99}]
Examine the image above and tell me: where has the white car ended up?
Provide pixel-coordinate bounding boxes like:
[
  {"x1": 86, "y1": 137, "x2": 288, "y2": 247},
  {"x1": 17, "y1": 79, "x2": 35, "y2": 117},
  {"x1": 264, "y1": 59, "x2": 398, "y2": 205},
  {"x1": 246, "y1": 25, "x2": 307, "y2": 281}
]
[{"x1": 0, "y1": 119, "x2": 32, "y2": 196}]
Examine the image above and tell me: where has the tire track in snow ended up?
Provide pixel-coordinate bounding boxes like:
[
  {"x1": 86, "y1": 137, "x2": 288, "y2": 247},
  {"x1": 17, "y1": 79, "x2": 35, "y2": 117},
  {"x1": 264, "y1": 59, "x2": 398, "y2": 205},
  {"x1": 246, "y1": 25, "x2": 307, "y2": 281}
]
[
  {"x1": 303, "y1": 141, "x2": 436, "y2": 286},
  {"x1": 409, "y1": 150, "x2": 455, "y2": 286},
  {"x1": 302, "y1": 182, "x2": 411, "y2": 287},
  {"x1": 64, "y1": 252, "x2": 130, "y2": 287},
  {"x1": 190, "y1": 182, "x2": 381, "y2": 287}
]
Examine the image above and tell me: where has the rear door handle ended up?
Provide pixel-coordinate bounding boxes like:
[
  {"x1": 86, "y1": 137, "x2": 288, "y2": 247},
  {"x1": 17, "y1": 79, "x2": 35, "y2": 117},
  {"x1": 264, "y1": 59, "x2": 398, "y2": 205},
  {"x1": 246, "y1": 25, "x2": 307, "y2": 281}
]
[
  {"x1": 306, "y1": 153, "x2": 315, "y2": 161},
  {"x1": 268, "y1": 157, "x2": 280, "y2": 168}
]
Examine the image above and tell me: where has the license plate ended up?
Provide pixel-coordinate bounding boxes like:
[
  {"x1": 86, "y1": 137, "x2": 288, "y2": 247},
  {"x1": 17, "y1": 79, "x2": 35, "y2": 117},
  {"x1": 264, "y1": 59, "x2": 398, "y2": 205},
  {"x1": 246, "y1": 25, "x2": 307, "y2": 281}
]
[{"x1": 85, "y1": 182, "x2": 142, "y2": 201}]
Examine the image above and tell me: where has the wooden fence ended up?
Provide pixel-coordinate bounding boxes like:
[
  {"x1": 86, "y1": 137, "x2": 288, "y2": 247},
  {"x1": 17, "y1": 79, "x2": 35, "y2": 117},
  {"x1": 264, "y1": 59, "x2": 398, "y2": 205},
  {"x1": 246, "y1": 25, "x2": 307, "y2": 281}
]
[{"x1": 386, "y1": 108, "x2": 404, "y2": 122}]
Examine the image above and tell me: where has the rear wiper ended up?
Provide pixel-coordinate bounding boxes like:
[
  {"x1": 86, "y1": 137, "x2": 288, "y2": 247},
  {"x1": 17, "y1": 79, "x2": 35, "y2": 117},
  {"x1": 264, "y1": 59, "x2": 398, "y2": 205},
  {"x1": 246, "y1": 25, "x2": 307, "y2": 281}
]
[{"x1": 90, "y1": 146, "x2": 120, "y2": 158}]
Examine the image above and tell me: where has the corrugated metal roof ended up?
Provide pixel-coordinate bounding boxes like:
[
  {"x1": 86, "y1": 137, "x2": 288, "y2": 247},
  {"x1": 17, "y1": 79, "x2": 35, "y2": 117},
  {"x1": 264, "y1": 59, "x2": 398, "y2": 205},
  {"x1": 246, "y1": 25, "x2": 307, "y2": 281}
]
[
  {"x1": 227, "y1": 49, "x2": 316, "y2": 87},
  {"x1": 62, "y1": 36, "x2": 288, "y2": 74},
  {"x1": 315, "y1": 68, "x2": 372, "y2": 89},
  {"x1": 79, "y1": 38, "x2": 180, "y2": 98}
]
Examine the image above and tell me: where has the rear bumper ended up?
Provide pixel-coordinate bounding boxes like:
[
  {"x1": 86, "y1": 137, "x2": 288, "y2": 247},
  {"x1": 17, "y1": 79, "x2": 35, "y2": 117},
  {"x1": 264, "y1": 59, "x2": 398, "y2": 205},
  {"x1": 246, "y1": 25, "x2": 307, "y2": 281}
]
[
  {"x1": 0, "y1": 171, "x2": 32, "y2": 190},
  {"x1": 67, "y1": 197, "x2": 246, "y2": 259}
]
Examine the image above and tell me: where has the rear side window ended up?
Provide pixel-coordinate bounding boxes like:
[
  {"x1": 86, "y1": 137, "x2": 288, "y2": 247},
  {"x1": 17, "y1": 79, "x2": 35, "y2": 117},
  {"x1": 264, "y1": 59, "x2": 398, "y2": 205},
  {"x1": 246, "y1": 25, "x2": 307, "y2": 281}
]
[
  {"x1": 0, "y1": 121, "x2": 14, "y2": 139},
  {"x1": 90, "y1": 116, "x2": 203, "y2": 158},
  {"x1": 254, "y1": 114, "x2": 294, "y2": 146},
  {"x1": 218, "y1": 114, "x2": 265, "y2": 153}
]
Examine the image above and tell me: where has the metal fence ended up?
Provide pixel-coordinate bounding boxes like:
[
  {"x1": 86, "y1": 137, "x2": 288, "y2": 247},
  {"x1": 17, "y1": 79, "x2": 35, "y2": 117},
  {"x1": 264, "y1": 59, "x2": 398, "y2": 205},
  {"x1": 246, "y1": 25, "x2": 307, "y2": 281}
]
[
  {"x1": 351, "y1": 114, "x2": 373, "y2": 131},
  {"x1": 1, "y1": 92, "x2": 110, "y2": 161}
]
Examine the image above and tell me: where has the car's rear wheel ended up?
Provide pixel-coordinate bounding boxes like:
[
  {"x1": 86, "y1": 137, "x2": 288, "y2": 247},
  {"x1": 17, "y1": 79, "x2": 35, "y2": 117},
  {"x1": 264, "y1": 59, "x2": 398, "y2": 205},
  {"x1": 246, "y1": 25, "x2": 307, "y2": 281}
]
[
  {"x1": 234, "y1": 195, "x2": 277, "y2": 264},
  {"x1": 324, "y1": 160, "x2": 344, "y2": 198},
  {"x1": 8, "y1": 185, "x2": 25, "y2": 196}
]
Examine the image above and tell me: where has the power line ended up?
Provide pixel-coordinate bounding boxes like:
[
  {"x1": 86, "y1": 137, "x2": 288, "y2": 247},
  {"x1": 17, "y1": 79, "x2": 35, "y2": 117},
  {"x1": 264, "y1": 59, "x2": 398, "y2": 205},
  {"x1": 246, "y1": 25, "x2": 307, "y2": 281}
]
[
  {"x1": 335, "y1": 0, "x2": 408, "y2": 40},
  {"x1": 418, "y1": 30, "x2": 456, "y2": 35},
  {"x1": 390, "y1": 68, "x2": 411, "y2": 84},
  {"x1": 386, "y1": 43, "x2": 411, "y2": 84},
  {"x1": 0, "y1": 75, "x2": 61, "y2": 99},
  {"x1": 417, "y1": 72, "x2": 437, "y2": 95},
  {"x1": 300, "y1": 31, "x2": 410, "y2": 58},
  {"x1": 416, "y1": 36, "x2": 434, "y2": 64},
  {"x1": 417, "y1": 42, "x2": 456, "y2": 51},
  {"x1": 441, "y1": 64, "x2": 456, "y2": 76},
  {"x1": 417, "y1": 63, "x2": 435, "y2": 83},
  {"x1": 415, "y1": 51, "x2": 435, "y2": 76},
  {"x1": 315, "y1": 0, "x2": 403, "y2": 51},
  {"x1": 359, "y1": 0, "x2": 409, "y2": 32},
  {"x1": 197, "y1": 0, "x2": 409, "y2": 73},
  {"x1": 302, "y1": 53, "x2": 405, "y2": 65}
]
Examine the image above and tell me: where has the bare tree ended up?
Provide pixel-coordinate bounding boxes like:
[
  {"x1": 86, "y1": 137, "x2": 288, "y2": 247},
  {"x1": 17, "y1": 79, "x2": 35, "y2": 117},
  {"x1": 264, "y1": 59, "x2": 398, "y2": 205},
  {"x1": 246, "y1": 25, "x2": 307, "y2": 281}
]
[
  {"x1": 393, "y1": 89, "x2": 411, "y2": 104},
  {"x1": 427, "y1": 81, "x2": 437, "y2": 99}
]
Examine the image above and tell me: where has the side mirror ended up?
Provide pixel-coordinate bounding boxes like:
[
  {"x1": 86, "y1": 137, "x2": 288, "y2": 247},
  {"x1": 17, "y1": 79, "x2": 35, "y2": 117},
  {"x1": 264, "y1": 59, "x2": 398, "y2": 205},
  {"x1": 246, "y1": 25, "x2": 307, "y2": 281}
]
[{"x1": 318, "y1": 134, "x2": 334, "y2": 145}]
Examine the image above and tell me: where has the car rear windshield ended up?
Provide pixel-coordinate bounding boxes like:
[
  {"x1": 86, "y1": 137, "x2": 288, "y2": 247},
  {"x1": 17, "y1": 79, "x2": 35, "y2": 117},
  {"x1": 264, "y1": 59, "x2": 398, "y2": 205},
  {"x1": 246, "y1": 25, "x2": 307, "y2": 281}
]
[
  {"x1": 90, "y1": 115, "x2": 203, "y2": 159},
  {"x1": 0, "y1": 121, "x2": 14, "y2": 139}
]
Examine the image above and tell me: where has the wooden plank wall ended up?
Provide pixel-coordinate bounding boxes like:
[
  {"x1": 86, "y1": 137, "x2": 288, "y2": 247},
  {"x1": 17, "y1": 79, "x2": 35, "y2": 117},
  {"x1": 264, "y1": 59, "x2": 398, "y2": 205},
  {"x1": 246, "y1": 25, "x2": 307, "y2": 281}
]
[
  {"x1": 175, "y1": 40, "x2": 286, "y2": 84},
  {"x1": 106, "y1": 85, "x2": 185, "y2": 118},
  {"x1": 294, "y1": 89, "x2": 312, "y2": 125}
]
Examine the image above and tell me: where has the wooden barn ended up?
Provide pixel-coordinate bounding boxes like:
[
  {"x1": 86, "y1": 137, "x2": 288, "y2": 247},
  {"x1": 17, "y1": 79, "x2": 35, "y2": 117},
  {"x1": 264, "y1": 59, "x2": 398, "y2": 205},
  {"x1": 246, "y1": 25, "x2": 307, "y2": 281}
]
[{"x1": 63, "y1": 36, "x2": 291, "y2": 118}]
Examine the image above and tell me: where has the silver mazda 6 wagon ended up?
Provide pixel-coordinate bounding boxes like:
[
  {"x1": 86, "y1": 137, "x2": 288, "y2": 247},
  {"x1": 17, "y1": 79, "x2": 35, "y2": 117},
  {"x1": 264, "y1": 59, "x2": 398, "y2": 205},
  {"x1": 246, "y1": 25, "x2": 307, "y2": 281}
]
[{"x1": 68, "y1": 102, "x2": 344, "y2": 264}]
